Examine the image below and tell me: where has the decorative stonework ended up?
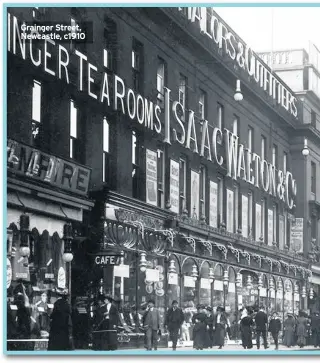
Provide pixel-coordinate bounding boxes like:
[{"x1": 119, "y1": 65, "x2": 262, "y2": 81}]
[{"x1": 115, "y1": 208, "x2": 164, "y2": 230}]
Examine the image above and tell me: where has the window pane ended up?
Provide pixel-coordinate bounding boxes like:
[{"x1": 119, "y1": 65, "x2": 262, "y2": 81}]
[
  {"x1": 103, "y1": 117, "x2": 109, "y2": 153},
  {"x1": 70, "y1": 100, "x2": 77, "y2": 138},
  {"x1": 132, "y1": 131, "x2": 136, "y2": 165},
  {"x1": 69, "y1": 138, "x2": 73, "y2": 158},
  {"x1": 103, "y1": 49, "x2": 110, "y2": 68},
  {"x1": 32, "y1": 81, "x2": 41, "y2": 122}
]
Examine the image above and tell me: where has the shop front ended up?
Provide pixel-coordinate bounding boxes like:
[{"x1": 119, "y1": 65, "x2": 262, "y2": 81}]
[
  {"x1": 85, "y1": 193, "x2": 310, "y2": 349},
  {"x1": 6, "y1": 139, "x2": 93, "y2": 351}
]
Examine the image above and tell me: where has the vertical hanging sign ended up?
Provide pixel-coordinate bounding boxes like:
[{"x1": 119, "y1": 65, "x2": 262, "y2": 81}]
[
  {"x1": 209, "y1": 181, "x2": 218, "y2": 228},
  {"x1": 145, "y1": 149, "x2": 158, "y2": 206},
  {"x1": 268, "y1": 209, "x2": 274, "y2": 246},
  {"x1": 170, "y1": 159, "x2": 180, "y2": 213},
  {"x1": 190, "y1": 170, "x2": 200, "y2": 219},
  {"x1": 226, "y1": 189, "x2": 234, "y2": 232},
  {"x1": 242, "y1": 195, "x2": 248, "y2": 238},
  {"x1": 290, "y1": 218, "x2": 304, "y2": 253}
]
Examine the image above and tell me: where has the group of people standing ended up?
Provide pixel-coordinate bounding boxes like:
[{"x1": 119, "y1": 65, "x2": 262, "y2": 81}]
[{"x1": 239, "y1": 306, "x2": 320, "y2": 350}]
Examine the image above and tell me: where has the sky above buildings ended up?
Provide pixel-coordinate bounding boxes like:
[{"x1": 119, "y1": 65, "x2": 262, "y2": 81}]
[{"x1": 215, "y1": 7, "x2": 320, "y2": 53}]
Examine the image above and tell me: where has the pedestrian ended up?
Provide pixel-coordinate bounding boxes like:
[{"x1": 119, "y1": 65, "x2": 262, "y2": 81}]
[
  {"x1": 91, "y1": 295, "x2": 105, "y2": 350},
  {"x1": 48, "y1": 288, "x2": 73, "y2": 351},
  {"x1": 310, "y1": 311, "x2": 320, "y2": 347},
  {"x1": 205, "y1": 306, "x2": 215, "y2": 348},
  {"x1": 165, "y1": 300, "x2": 185, "y2": 351},
  {"x1": 99, "y1": 294, "x2": 119, "y2": 351},
  {"x1": 296, "y1": 310, "x2": 308, "y2": 348},
  {"x1": 192, "y1": 304, "x2": 207, "y2": 350},
  {"x1": 240, "y1": 307, "x2": 254, "y2": 349},
  {"x1": 254, "y1": 306, "x2": 269, "y2": 349},
  {"x1": 283, "y1": 312, "x2": 296, "y2": 348},
  {"x1": 142, "y1": 299, "x2": 161, "y2": 351},
  {"x1": 268, "y1": 312, "x2": 282, "y2": 350},
  {"x1": 214, "y1": 306, "x2": 228, "y2": 349}
]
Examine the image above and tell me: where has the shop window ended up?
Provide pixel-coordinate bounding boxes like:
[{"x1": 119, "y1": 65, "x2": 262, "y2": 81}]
[
  {"x1": 283, "y1": 152, "x2": 287, "y2": 174},
  {"x1": 232, "y1": 115, "x2": 239, "y2": 137},
  {"x1": 199, "y1": 262, "x2": 211, "y2": 307},
  {"x1": 102, "y1": 117, "x2": 110, "y2": 183},
  {"x1": 217, "y1": 177, "x2": 224, "y2": 227},
  {"x1": 217, "y1": 103, "x2": 224, "y2": 144},
  {"x1": 272, "y1": 144, "x2": 278, "y2": 168},
  {"x1": 157, "y1": 58, "x2": 166, "y2": 108},
  {"x1": 261, "y1": 135, "x2": 266, "y2": 161},
  {"x1": 132, "y1": 130, "x2": 140, "y2": 199},
  {"x1": 178, "y1": 74, "x2": 187, "y2": 121},
  {"x1": 248, "y1": 126, "x2": 253, "y2": 151},
  {"x1": 248, "y1": 192, "x2": 253, "y2": 238},
  {"x1": 212, "y1": 265, "x2": 224, "y2": 310},
  {"x1": 199, "y1": 90, "x2": 206, "y2": 121},
  {"x1": 261, "y1": 198, "x2": 266, "y2": 242},
  {"x1": 157, "y1": 149, "x2": 165, "y2": 208},
  {"x1": 103, "y1": 17, "x2": 117, "y2": 72},
  {"x1": 132, "y1": 38, "x2": 144, "y2": 94},
  {"x1": 273, "y1": 204, "x2": 278, "y2": 246},
  {"x1": 234, "y1": 185, "x2": 239, "y2": 233},
  {"x1": 199, "y1": 165, "x2": 206, "y2": 219},
  {"x1": 311, "y1": 161, "x2": 316, "y2": 195},
  {"x1": 226, "y1": 268, "x2": 236, "y2": 322},
  {"x1": 179, "y1": 157, "x2": 187, "y2": 214},
  {"x1": 182, "y1": 258, "x2": 198, "y2": 314},
  {"x1": 31, "y1": 80, "x2": 41, "y2": 147},
  {"x1": 69, "y1": 100, "x2": 78, "y2": 160}
]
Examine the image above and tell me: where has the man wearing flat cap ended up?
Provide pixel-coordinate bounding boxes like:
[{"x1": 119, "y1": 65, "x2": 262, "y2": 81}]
[{"x1": 165, "y1": 300, "x2": 185, "y2": 351}]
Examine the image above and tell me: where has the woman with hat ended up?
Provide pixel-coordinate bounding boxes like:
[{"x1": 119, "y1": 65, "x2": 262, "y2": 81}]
[
  {"x1": 192, "y1": 304, "x2": 207, "y2": 350},
  {"x1": 48, "y1": 288, "x2": 74, "y2": 351},
  {"x1": 296, "y1": 310, "x2": 308, "y2": 348},
  {"x1": 205, "y1": 306, "x2": 215, "y2": 348},
  {"x1": 240, "y1": 307, "x2": 254, "y2": 349},
  {"x1": 95, "y1": 294, "x2": 119, "y2": 351},
  {"x1": 214, "y1": 306, "x2": 228, "y2": 349}
]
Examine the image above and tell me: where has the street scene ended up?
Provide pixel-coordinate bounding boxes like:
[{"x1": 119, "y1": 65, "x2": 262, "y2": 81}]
[{"x1": 5, "y1": 5, "x2": 320, "y2": 355}]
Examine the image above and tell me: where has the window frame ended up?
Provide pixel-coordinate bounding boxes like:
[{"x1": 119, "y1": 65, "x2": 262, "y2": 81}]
[
  {"x1": 157, "y1": 149, "x2": 165, "y2": 209},
  {"x1": 199, "y1": 165, "x2": 206, "y2": 219},
  {"x1": 69, "y1": 99, "x2": 78, "y2": 159},
  {"x1": 102, "y1": 117, "x2": 110, "y2": 183},
  {"x1": 179, "y1": 157, "x2": 187, "y2": 214}
]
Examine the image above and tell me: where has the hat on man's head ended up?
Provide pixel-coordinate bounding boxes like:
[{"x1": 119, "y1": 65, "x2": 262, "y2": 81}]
[
  {"x1": 97, "y1": 294, "x2": 106, "y2": 302},
  {"x1": 147, "y1": 299, "x2": 155, "y2": 305},
  {"x1": 206, "y1": 306, "x2": 213, "y2": 312},
  {"x1": 172, "y1": 300, "x2": 178, "y2": 305},
  {"x1": 217, "y1": 306, "x2": 225, "y2": 312},
  {"x1": 55, "y1": 287, "x2": 68, "y2": 296}
]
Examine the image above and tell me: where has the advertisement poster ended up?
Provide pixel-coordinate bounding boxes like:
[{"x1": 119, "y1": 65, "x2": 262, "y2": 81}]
[
  {"x1": 268, "y1": 209, "x2": 274, "y2": 246},
  {"x1": 242, "y1": 195, "x2": 248, "y2": 238},
  {"x1": 169, "y1": 159, "x2": 180, "y2": 214},
  {"x1": 145, "y1": 149, "x2": 158, "y2": 206},
  {"x1": 209, "y1": 181, "x2": 218, "y2": 228},
  {"x1": 255, "y1": 203, "x2": 262, "y2": 241},
  {"x1": 190, "y1": 170, "x2": 200, "y2": 219},
  {"x1": 290, "y1": 218, "x2": 304, "y2": 253},
  {"x1": 226, "y1": 189, "x2": 234, "y2": 233}
]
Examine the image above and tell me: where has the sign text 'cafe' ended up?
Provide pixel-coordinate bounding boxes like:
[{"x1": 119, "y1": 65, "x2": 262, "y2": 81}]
[{"x1": 8, "y1": 13, "x2": 297, "y2": 209}]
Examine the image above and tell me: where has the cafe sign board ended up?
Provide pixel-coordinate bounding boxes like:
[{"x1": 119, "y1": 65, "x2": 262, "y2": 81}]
[{"x1": 94, "y1": 254, "x2": 122, "y2": 266}]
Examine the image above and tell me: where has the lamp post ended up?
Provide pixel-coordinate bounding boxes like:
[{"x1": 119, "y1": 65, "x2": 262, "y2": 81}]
[
  {"x1": 62, "y1": 223, "x2": 73, "y2": 302},
  {"x1": 223, "y1": 269, "x2": 229, "y2": 309},
  {"x1": 19, "y1": 214, "x2": 30, "y2": 258}
]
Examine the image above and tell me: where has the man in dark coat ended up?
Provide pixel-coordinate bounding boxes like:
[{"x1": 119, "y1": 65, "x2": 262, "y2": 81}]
[
  {"x1": 254, "y1": 306, "x2": 269, "y2": 349},
  {"x1": 205, "y1": 307, "x2": 215, "y2": 348},
  {"x1": 142, "y1": 299, "x2": 161, "y2": 351},
  {"x1": 165, "y1": 300, "x2": 184, "y2": 351},
  {"x1": 268, "y1": 312, "x2": 282, "y2": 350},
  {"x1": 48, "y1": 288, "x2": 73, "y2": 351},
  {"x1": 310, "y1": 311, "x2": 320, "y2": 347}
]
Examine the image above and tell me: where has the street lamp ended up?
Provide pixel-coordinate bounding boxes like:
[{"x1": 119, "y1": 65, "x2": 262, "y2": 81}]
[
  {"x1": 168, "y1": 259, "x2": 176, "y2": 274},
  {"x1": 139, "y1": 252, "x2": 147, "y2": 272},
  {"x1": 234, "y1": 80, "x2": 243, "y2": 102},
  {"x1": 223, "y1": 270, "x2": 229, "y2": 286},
  {"x1": 236, "y1": 273, "x2": 242, "y2": 288},
  {"x1": 302, "y1": 138, "x2": 310, "y2": 157},
  {"x1": 209, "y1": 268, "x2": 214, "y2": 283},
  {"x1": 62, "y1": 223, "x2": 74, "y2": 263},
  {"x1": 19, "y1": 214, "x2": 30, "y2": 257},
  {"x1": 191, "y1": 264, "x2": 198, "y2": 281}
]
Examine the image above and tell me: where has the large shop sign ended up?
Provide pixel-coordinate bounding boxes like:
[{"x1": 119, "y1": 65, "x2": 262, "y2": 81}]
[
  {"x1": 7, "y1": 139, "x2": 91, "y2": 196},
  {"x1": 177, "y1": 7, "x2": 297, "y2": 118},
  {"x1": 8, "y1": 14, "x2": 296, "y2": 209}
]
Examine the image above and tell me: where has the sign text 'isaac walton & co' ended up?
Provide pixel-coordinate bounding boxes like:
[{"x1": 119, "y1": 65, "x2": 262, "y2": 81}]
[{"x1": 7, "y1": 13, "x2": 297, "y2": 209}]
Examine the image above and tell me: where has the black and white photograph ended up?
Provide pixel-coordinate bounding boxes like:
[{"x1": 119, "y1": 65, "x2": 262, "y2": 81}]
[{"x1": 4, "y1": 3, "x2": 320, "y2": 357}]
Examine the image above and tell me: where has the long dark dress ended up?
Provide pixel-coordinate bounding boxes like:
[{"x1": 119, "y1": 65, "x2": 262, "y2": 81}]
[
  {"x1": 214, "y1": 313, "x2": 228, "y2": 347},
  {"x1": 94, "y1": 303, "x2": 119, "y2": 351},
  {"x1": 296, "y1": 316, "x2": 308, "y2": 347},
  {"x1": 192, "y1": 312, "x2": 207, "y2": 350},
  {"x1": 240, "y1": 316, "x2": 254, "y2": 349},
  {"x1": 206, "y1": 314, "x2": 214, "y2": 348},
  {"x1": 283, "y1": 317, "x2": 296, "y2": 347},
  {"x1": 48, "y1": 298, "x2": 73, "y2": 351}
]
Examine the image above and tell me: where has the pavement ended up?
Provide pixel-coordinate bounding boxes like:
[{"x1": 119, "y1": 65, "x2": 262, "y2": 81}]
[{"x1": 113, "y1": 344, "x2": 320, "y2": 353}]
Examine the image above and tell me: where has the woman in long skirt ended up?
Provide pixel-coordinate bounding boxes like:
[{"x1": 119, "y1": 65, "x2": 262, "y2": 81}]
[
  {"x1": 240, "y1": 308, "x2": 254, "y2": 349},
  {"x1": 283, "y1": 313, "x2": 296, "y2": 348},
  {"x1": 296, "y1": 311, "x2": 308, "y2": 348},
  {"x1": 192, "y1": 305, "x2": 207, "y2": 350},
  {"x1": 214, "y1": 307, "x2": 228, "y2": 349}
]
